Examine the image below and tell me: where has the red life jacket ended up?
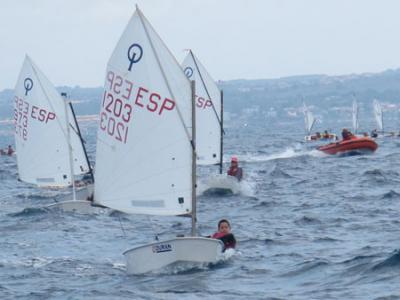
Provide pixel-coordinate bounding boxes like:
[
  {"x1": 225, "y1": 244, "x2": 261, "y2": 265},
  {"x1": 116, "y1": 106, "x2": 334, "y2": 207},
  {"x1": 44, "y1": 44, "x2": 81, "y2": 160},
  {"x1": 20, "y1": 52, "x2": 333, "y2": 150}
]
[
  {"x1": 228, "y1": 167, "x2": 243, "y2": 181},
  {"x1": 212, "y1": 232, "x2": 236, "y2": 250}
]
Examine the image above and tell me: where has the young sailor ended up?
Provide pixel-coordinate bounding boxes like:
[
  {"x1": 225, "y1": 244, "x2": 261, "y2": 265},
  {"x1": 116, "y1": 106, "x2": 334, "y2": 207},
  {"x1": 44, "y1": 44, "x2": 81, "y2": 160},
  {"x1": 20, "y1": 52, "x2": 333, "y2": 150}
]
[
  {"x1": 211, "y1": 219, "x2": 236, "y2": 251},
  {"x1": 227, "y1": 156, "x2": 243, "y2": 181},
  {"x1": 7, "y1": 145, "x2": 14, "y2": 156},
  {"x1": 341, "y1": 128, "x2": 355, "y2": 141}
]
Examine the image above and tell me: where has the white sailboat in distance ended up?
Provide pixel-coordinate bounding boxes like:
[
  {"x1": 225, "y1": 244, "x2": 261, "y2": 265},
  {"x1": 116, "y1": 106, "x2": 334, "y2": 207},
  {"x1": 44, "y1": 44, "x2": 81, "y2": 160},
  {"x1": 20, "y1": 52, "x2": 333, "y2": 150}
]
[
  {"x1": 303, "y1": 102, "x2": 316, "y2": 141},
  {"x1": 14, "y1": 56, "x2": 95, "y2": 212},
  {"x1": 352, "y1": 95, "x2": 359, "y2": 134},
  {"x1": 181, "y1": 50, "x2": 240, "y2": 195},
  {"x1": 181, "y1": 50, "x2": 223, "y2": 167},
  {"x1": 93, "y1": 6, "x2": 224, "y2": 274},
  {"x1": 373, "y1": 99, "x2": 384, "y2": 134}
]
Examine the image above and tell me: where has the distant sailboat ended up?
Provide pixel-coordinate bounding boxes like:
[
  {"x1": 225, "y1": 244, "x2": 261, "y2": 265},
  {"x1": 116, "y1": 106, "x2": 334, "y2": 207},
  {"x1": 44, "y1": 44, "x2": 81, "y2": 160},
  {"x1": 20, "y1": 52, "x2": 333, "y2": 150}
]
[
  {"x1": 352, "y1": 96, "x2": 359, "y2": 134},
  {"x1": 373, "y1": 99, "x2": 383, "y2": 133},
  {"x1": 94, "y1": 7, "x2": 224, "y2": 274},
  {"x1": 181, "y1": 50, "x2": 223, "y2": 168},
  {"x1": 181, "y1": 51, "x2": 240, "y2": 194},
  {"x1": 14, "y1": 56, "x2": 95, "y2": 212},
  {"x1": 303, "y1": 102, "x2": 316, "y2": 141}
]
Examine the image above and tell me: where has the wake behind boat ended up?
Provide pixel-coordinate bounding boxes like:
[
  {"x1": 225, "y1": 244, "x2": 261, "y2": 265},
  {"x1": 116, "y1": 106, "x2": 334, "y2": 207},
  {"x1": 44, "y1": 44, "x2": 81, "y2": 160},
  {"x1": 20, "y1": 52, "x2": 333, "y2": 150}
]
[{"x1": 200, "y1": 173, "x2": 241, "y2": 196}]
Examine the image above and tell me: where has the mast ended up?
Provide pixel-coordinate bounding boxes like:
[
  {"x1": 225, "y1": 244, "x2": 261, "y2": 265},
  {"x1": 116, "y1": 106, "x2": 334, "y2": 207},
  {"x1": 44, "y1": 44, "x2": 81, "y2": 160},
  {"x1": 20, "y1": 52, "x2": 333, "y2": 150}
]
[
  {"x1": 191, "y1": 80, "x2": 197, "y2": 236},
  {"x1": 68, "y1": 100, "x2": 94, "y2": 183},
  {"x1": 63, "y1": 95, "x2": 76, "y2": 201},
  {"x1": 219, "y1": 90, "x2": 224, "y2": 174}
]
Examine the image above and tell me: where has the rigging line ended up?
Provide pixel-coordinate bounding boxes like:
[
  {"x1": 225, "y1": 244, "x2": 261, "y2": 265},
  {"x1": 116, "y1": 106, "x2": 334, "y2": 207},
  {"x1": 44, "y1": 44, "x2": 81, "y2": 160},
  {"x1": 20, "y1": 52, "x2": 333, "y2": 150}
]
[
  {"x1": 68, "y1": 102, "x2": 94, "y2": 183},
  {"x1": 147, "y1": 215, "x2": 159, "y2": 241},
  {"x1": 69, "y1": 123, "x2": 79, "y2": 137},
  {"x1": 188, "y1": 50, "x2": 225, "y2": 134},
  {"x1": 137, "y1": 8, "x2": 194, "y2": 149},
  {"x1": 118, "y1": 215, "x2": 127, "y2": 238}
]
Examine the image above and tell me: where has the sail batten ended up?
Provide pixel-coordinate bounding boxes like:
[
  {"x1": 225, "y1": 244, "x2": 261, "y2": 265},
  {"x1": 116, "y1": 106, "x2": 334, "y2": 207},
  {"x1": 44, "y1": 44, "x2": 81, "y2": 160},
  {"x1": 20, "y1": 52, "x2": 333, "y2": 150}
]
[
  {"x1": 182, "y1": 51, "x2": 222, "y2": 165},
  {"x1": 94, "y1": 9, "x2": 193, "y2": 216},
  {"x1": 14, "y1": 56, "x2": 89, "y2": 187}
]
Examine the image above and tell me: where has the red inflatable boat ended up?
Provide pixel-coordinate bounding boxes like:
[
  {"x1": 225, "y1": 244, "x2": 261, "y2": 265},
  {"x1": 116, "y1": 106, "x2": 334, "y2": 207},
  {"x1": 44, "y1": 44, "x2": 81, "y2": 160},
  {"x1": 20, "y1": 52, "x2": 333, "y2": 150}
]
[{"x1": 317, "y1": 137, "x2": 378, "y2": 155}]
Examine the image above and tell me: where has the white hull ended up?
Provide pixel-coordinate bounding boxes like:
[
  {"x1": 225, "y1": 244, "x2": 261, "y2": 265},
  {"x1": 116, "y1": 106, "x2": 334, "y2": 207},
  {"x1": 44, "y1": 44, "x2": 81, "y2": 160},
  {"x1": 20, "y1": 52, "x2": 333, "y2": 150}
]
[
  {"x1": 56, "y1": 184, "x2": 94, "y2": 202},
  {"x1": 123, "y1": 237, "x2": 224, "y2": 274},
  {"x1": 45, "y1": 200, "x2": 104, "y2": 214},
  {"x1": 200, "y1": 174, "x2": 241, "y2": 195}
]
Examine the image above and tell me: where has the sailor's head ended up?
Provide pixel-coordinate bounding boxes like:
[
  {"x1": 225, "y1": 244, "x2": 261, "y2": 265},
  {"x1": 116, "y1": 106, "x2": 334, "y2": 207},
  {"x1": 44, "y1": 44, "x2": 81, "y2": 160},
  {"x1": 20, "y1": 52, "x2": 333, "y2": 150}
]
[
  {"x1": 218, "y1": 219, "x2": 231, "y2": 234},
  {"x1": 231, "y1": 156, "x2": 238, "y2": 166}
]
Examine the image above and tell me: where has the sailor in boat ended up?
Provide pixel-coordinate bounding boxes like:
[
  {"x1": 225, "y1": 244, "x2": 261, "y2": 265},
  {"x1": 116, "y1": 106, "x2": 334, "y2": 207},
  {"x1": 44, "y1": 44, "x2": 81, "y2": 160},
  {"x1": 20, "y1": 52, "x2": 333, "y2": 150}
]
[
  {"x1": 371, "y1": 129, "x2": 378, "y2": 138},
  {"x1": 211, "y1": 219, "x2": 236, "y2": 251},
  {"x1": 341, "y1": 128, "x2": 355, "y2": 141},
  {"x1": 227, "y1": 156, "x2": 243, "y2": 181},
  {"x1": 310, "y1": 132, "x2": 321, "y2": 140},
  {"x1": 0, "y1": 145, "x2": 14, "y2": 156}
]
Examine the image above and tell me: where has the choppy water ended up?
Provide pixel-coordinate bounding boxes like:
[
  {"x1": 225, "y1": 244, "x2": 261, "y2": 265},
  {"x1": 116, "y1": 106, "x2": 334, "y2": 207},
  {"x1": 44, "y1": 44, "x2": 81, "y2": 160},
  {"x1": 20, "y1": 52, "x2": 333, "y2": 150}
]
[{"x1": 1, "y1": 113, "x2": 400, "y2": 299}]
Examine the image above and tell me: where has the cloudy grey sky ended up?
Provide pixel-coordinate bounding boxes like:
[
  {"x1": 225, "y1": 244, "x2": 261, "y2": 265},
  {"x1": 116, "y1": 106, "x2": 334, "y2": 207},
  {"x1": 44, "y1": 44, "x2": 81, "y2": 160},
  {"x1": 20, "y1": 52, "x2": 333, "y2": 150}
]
[{"x1": 1, "y1": 0, "x2": 400, "y2": 90}]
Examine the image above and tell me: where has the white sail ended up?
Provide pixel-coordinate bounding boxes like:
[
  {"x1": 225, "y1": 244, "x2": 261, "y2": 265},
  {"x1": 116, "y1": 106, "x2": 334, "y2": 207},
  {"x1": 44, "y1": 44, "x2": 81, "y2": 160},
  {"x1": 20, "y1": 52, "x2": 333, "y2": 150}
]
[
  {"x1": 181, "y1": 51, "x2": 221, "y2": 165},
  {"x1": 302, "y1": 102, "x2": 316, "y2": 135},
  {"x1": 352, "y1": 97, "x2": 359, "y2": 133},
  {"x1": 14, "y1": 56, "x2": 89, "y2": 187},
  {"x1": 373, "y1": 99, "x2": 383, "y2": 132},
  {"x1": 94, "y1": 9, "x2": 193, "y2": 216}
]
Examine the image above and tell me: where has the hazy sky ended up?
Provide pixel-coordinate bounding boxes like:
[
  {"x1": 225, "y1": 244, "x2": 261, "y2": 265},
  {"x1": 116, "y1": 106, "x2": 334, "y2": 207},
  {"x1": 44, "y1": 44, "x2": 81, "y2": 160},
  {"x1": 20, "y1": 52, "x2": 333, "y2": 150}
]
[{"x1": 1, "y1": 0, "x2": 400, "y2": 90}]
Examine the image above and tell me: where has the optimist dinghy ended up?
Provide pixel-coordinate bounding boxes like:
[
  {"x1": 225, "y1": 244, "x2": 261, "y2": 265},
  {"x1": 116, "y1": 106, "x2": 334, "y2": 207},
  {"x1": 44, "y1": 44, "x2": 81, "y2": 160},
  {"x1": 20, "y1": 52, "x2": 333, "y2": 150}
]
[
  {"x1": 14, "y1": 56, "x2": 96, "y2": 212},
  {"x1": 93, "y1": 6, "x2": 224, "y2": 274},
  {"x1": 182, "y1": 51, "x2": 241, "y2": 195}
]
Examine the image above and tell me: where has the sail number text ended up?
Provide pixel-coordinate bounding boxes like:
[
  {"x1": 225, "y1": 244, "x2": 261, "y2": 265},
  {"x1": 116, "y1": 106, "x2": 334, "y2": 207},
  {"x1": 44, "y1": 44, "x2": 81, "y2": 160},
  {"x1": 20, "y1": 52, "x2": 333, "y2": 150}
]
[
  {"x1": 99, "y1": 70, "x2": 176, "y2": 144},
  {"x1": 195, "y1": 95, "x2": 213, "y2": 109},
  {"x1": 14, "y1": 96, "x2": 56, "y2": 140}
]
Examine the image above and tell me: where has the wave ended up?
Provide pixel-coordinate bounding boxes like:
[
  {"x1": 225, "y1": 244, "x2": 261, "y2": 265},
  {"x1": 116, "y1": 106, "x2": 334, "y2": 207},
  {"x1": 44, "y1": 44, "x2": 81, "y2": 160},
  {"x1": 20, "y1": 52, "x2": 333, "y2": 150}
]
[
  {"x1": 269, "y1": 165, "x2": 292, "y2": 179},
  {"x1": 236, "y1": 146, "x2": 326, "y2": 163},
  {"x1": 8, "y1": 207, "x2": 49, "y2": 217},
  {"x1": 313, "y1": 237, "x2": 341, "y2": 243},
  {"x1": 294, "y1": 215, "x2": 322, "y2": 225},
  {"x1": 371, "y1": 249, "x2": 400, "y2": 271},
  {"x1": 364, "y1": 169, "x2": 386, "y2": 177},
  {"x1": 381, "y1": 190, "x2": 400, "y2": 199},
  {"x1": 279, "y1": 259, "x2": 330, "y2": 277}
]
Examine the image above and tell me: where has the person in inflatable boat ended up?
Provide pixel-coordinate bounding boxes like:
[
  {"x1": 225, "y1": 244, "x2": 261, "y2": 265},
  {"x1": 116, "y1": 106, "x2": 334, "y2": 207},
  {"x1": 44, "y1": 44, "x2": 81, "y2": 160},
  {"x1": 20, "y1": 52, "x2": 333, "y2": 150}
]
[
  {"x1": 341, "y1": 128, "x2": 355, "y2": 141},
  {"x1": 227, "y1": 156, "x2": 243, "y2": 181},
  {"x1": 211, "y1": 219, "x2": 236, "y2": 251}
]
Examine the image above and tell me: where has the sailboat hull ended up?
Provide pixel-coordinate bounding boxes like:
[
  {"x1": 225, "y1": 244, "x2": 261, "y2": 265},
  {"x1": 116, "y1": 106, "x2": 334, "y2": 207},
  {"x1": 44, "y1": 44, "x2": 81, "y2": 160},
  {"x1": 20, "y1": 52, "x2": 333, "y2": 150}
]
[
  {"x1": 200, "y1": 174, "x2": 241, "y2": 195},
  {"x1": 123, "y1": 237, "x2": 224, "y2": 274},
  {"x1": 45, "y1": 200, "x2": 104, "y2": 214},
  {"x1": 56, "y1": 184, "x2": 94, "y2": 202}
]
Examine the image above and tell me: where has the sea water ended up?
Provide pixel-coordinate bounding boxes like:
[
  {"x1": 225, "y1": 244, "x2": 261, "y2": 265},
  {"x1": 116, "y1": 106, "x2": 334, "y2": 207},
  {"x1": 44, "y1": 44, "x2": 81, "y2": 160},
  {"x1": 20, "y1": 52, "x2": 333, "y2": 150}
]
[{"x1": 1, "y1": 110, "x2": 400, "y2": 299}]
